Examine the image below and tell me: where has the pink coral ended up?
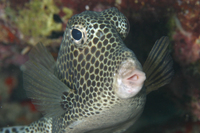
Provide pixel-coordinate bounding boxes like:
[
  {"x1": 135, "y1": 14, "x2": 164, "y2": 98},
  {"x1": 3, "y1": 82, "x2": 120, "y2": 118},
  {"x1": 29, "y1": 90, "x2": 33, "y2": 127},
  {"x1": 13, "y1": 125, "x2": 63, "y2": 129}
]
[
  {"x1": 173, "y1": 31, "x2": 200, "y2": 66},
  {"x1": 172, "y1": 0, "x2": 200, "y2": 66}
]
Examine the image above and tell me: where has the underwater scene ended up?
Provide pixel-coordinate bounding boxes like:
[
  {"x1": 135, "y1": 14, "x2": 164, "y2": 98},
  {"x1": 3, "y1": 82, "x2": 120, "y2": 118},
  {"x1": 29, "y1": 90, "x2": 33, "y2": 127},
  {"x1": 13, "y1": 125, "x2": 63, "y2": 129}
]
[{"x1": 0, "y1": 0, "x2": 199, "y2": 133}]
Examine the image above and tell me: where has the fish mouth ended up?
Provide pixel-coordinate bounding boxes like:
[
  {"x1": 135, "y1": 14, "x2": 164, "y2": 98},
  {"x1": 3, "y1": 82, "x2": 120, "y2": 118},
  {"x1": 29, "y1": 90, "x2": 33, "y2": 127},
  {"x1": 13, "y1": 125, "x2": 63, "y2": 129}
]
[
  {"x1": 113, "y1": 58, "x2": 146, "y2": 99},
  {"x1": 127, "y1": 73, "x2": 139, "y2": 80},
  {"x1": 122, "y1": 69, "x2": 146, "y2": 93}
]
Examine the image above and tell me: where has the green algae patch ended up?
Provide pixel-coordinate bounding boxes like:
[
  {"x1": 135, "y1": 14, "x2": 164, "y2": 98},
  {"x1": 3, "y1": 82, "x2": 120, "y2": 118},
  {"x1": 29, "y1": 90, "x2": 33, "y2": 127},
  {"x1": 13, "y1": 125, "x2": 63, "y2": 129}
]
[{"x1": 15, "y1": 0, "x2": 62, "y2": 37}]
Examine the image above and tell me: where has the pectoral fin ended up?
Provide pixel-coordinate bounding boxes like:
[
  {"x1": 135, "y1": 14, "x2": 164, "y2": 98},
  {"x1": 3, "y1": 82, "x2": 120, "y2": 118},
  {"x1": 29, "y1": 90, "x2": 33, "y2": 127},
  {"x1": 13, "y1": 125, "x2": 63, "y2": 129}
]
[
  {"x1": 21, "y1": 43, "x2": 71, "y2": 118},
  {"x1": 143, "y1": 36, "x2": 174, "y2": 94},
  {"x1": 28, "y1": 43, "x2": 55, "y2": 73}
]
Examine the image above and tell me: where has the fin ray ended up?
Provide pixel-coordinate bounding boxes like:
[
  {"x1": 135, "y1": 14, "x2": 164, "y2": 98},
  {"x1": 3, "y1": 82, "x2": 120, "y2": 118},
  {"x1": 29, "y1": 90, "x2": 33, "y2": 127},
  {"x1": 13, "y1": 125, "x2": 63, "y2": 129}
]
[
  {"x1": 143, "y1": 36, "x2": 173, "y2": 94},
  {"x1": 29, "y1": 42, "x2": 55, "y2": 73},
  {"x1": 22, "y1": 44, "x2": 71, "y2": 118}
]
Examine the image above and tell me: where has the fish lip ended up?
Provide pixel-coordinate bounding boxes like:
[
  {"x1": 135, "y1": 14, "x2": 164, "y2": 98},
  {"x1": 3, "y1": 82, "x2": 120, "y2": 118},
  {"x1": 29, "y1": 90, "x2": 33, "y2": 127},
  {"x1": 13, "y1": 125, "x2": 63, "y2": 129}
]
[
  {"x1": 113, "y1": 58, "x2": 146, "y2": 99},
  {"x1": 124, "y1": 70, "x2": 141, "y2": 82},
  {"x1": 121, "y1": 69, "x2": 146, "y2": 88},
  {"x1": 116, "y1": 58, "x2": 138, "y2": 78}
]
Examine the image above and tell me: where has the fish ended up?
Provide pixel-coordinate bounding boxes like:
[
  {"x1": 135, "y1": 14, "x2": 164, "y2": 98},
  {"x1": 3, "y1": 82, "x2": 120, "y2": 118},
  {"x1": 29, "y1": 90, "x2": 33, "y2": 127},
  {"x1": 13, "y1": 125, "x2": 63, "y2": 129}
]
[{"x1": 0, "y1": 7, "x2": 173, "y2": 133}]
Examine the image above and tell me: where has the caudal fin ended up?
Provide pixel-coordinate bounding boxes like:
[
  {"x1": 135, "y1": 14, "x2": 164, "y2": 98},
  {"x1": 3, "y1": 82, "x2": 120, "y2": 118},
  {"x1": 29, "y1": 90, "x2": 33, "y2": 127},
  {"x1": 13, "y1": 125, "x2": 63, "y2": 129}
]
[{"x1": 143, "y1": 36, "x2": 174, "y2": 94}]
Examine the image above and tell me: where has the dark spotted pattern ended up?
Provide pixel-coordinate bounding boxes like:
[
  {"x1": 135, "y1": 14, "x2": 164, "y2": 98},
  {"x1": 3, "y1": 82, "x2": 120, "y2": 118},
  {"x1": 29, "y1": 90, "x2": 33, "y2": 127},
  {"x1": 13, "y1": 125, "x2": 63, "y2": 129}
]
[
  {"x1": 0, "y1": 7, "x2": 140, "y2": 133},
  {"x1": 53, "y1": 7, "x2": 137, "y2": 129},
  {"x1": 0, "y1": 118, "x2": 52, "y2": 133}
]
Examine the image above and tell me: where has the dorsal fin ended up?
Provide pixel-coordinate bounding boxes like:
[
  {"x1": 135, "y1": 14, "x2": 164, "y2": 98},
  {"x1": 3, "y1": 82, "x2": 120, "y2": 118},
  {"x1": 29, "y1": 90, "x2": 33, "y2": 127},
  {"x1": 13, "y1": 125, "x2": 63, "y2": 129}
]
[
  {"x1": 143, "y1": 36, "x2": 174, "y2": 94},
  {"x1": 21, "y1": 43, "x2": 71, "y2": 118}
]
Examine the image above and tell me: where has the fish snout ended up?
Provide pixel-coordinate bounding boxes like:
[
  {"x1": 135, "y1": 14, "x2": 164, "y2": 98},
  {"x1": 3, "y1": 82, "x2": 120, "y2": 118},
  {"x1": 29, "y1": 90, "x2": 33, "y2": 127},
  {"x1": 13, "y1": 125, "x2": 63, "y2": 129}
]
[{"x1": 113, "y1": 58, "x2": 146, "y2": 99}]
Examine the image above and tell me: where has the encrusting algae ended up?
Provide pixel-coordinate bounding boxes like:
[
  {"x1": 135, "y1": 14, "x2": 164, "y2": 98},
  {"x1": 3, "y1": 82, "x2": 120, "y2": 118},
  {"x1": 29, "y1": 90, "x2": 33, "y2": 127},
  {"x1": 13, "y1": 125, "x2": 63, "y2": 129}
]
[
  {"x1": 15, "y1": 0, "x2": 62, "y2": 37},
  {"x1": 4, "y1": 0, "x2": 73, "y2": 46}
]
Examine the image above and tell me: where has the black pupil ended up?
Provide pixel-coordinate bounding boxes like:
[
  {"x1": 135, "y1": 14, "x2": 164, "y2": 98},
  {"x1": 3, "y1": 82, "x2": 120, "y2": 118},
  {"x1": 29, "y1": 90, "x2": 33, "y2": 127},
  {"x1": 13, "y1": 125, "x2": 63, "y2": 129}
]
[{"x1": 72, "y1": 29, "x2": 82, "y2": 40}]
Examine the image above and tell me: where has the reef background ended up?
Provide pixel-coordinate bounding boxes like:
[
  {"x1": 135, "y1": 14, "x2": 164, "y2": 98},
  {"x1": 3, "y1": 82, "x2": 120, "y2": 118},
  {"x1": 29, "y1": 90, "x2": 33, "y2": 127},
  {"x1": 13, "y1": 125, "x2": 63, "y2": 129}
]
[{"x1": 0, "y1": 0, "x2": 200, "y2": 132}]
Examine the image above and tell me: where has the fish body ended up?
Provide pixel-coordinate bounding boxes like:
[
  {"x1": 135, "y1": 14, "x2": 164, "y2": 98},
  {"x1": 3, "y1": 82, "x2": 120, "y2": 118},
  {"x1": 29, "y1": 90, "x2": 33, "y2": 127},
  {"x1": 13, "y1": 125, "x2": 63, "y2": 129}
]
[{"x1": 0, "y1": 7, "x2": 173, "y2": 133}]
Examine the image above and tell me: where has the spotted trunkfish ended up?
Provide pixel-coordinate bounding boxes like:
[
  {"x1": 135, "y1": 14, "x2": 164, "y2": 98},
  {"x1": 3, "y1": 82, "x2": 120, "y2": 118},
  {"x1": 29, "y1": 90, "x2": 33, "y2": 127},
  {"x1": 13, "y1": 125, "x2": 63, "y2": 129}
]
[{"x1": 0, "y1": 7, "x2": 173, "y2": 133}]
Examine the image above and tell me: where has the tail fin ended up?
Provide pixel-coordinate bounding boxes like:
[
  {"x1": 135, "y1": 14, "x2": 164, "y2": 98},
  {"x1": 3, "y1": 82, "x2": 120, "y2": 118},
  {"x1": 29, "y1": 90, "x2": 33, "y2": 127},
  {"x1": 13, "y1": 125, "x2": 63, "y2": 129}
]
[{"x1": 143, "y1": 36, "x2": 174, "y2": 94}]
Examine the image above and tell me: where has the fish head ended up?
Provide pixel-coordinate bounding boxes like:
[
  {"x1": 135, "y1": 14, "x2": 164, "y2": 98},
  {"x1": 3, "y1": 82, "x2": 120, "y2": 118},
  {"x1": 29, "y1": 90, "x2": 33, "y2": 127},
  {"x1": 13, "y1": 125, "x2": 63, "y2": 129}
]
[{"x1": 56, "y1": 7, "x2": 146, "y2": 103}]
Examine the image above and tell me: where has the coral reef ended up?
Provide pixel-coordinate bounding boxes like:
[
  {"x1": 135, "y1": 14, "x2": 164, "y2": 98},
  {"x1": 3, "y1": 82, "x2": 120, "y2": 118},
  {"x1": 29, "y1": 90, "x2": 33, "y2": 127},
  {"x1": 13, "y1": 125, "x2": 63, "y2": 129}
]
[
  {"x1": 13, "y1": 0, "x2": 62, "y2": 37},
  {"x1": 0, "y1": 0, "x2": 200, "y2": 132},
  {"x1": 2, "y1": 0, "x2": 73, "y2": 46},
  {"x1": 169, "y1": 0, "x2": 200, "y2": 126},
  {"x1": 172, "y1": 1, "x2": 200, "y2": 66}
]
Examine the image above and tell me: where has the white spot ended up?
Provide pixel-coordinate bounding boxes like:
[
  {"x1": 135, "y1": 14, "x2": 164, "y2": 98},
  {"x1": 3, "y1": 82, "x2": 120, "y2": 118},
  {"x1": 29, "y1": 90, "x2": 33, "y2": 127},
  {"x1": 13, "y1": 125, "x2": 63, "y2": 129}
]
[
  {"x1": 85, "y1": 5, "x2": 89, "y2": 10},
  {"x1": 174, "y1": 15, "x2": 192, "y2": 37}
]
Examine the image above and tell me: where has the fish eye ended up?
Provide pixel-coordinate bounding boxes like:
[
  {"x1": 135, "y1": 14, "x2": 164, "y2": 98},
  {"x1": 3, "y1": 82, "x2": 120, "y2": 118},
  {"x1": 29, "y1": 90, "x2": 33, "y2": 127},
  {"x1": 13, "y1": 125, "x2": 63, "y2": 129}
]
[
  {"x1": 72, "y1": 29, "x2": 82, "y2": 40},
  {"x1": 70, "y1": 25, "x2": 87, "y2": 47}
]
